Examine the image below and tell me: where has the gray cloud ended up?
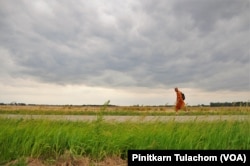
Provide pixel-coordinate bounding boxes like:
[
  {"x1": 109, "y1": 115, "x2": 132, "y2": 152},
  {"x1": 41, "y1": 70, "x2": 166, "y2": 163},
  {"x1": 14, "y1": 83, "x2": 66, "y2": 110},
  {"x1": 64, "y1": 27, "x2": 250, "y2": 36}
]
[
  {"x1": 0, "y1": 0, "x2": 249, "y2": 92},
  {"x1": 172, "y1": 0, "x2": 249, "y2": 33}
]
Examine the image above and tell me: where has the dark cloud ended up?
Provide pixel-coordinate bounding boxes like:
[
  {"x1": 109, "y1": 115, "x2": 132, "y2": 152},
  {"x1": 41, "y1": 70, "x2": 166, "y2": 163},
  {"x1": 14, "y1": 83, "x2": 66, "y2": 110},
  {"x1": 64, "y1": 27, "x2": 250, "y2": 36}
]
[
  {"x1": 0, "y1": 0, "x2": 249, "y2": 92},
  {"x1": 172, "y1": 0, "x2": 249, "y2": 33}
]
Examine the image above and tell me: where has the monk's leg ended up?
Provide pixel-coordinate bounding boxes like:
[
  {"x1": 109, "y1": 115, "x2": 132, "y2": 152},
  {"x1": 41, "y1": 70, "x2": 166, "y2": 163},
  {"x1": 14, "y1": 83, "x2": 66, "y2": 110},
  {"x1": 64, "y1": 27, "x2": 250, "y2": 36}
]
[
  {"x1": 175, "y1": 104, "x2": 181, "y2": 114},
  {"x1": 180, "y1": 103, "x2": 187, "y2": 112}
]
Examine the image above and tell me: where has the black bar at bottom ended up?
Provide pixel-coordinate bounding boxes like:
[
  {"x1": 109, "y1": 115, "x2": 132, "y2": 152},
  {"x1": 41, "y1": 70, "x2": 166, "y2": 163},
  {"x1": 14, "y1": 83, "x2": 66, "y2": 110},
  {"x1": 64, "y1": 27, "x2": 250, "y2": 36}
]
[{"x1": 128, "y1": 150, "x2": 249, "y2": 166}]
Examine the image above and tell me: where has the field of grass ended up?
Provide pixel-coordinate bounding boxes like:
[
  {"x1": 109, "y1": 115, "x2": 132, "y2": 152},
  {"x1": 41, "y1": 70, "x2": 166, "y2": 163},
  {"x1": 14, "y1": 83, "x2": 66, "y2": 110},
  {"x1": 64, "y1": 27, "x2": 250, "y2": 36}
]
[
  {"x1": 0, "y1": 104, "x2": 249, "y2": 165},
  {"x1": 0, "y1": 105, "x2": 249, "y2": 116},
  {"x1": 0, "y1": 117, "x2": 249, "y2": 165}
]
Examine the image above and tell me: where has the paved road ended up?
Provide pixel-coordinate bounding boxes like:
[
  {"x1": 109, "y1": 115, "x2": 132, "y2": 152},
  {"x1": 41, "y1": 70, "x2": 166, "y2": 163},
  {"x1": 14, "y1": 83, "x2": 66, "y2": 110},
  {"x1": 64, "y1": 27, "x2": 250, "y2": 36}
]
[{"x1": 0, "y1": 114, "x2": 249, "y2": 122}]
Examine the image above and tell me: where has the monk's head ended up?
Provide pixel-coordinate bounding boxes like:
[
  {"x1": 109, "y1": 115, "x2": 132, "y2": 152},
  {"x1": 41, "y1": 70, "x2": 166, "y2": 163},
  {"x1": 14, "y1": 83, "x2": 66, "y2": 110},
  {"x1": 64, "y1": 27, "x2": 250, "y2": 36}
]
[{"x1": 175, "y1": 87, "x2": 178, "y2": 92}]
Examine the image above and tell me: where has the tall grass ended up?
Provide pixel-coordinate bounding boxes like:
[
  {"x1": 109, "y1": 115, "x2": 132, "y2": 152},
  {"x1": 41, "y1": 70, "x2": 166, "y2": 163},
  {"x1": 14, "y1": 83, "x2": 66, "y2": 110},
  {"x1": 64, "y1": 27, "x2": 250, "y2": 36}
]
[{"x1": 0, "y1": 118, "x2": 249, "y2": 164}]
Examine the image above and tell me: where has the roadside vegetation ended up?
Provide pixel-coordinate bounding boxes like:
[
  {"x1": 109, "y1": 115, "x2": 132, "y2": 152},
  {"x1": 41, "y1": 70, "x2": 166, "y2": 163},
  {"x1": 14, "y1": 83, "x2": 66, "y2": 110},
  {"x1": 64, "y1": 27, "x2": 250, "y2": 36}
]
[{"x1": 0, "y1": 105, "x2": 249, "y2": 116}]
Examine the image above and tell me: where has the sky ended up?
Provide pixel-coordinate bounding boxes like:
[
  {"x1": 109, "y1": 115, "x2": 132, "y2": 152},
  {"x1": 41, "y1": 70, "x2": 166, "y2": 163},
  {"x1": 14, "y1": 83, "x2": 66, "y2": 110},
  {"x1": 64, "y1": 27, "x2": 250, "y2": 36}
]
[{"x1": 0, "y1": 0, "x2": 249, "y2": 106}]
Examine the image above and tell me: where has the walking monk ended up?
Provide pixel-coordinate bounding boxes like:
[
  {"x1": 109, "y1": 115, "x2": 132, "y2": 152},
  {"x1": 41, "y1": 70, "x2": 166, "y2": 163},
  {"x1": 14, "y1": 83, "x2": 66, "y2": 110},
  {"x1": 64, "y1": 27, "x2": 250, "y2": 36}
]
[{"x1": 174, "y1": 87, "x2": 186, "y2": 113}]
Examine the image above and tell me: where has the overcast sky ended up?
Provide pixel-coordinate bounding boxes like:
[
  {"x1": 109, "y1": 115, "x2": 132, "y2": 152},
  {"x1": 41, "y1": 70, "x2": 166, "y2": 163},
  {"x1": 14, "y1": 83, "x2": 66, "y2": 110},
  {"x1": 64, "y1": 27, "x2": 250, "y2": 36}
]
[{"x1": 0, "y1": 0, "x2": 249, "y2": 106}]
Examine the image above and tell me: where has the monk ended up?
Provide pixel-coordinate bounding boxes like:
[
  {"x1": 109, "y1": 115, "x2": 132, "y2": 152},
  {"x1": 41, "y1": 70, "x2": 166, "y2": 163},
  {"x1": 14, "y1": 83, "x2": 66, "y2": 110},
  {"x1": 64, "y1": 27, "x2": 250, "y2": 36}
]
[{"x1": 174, "y1": 87, "x2": 186, "y2": 113}]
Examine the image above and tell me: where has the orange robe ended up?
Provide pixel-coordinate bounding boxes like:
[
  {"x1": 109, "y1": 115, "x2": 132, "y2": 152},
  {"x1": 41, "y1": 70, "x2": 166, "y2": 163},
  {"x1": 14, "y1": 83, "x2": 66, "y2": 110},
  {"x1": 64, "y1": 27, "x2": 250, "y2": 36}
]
[{"x1": 175, "y1": 90, "x2": 185, "y2": 111}]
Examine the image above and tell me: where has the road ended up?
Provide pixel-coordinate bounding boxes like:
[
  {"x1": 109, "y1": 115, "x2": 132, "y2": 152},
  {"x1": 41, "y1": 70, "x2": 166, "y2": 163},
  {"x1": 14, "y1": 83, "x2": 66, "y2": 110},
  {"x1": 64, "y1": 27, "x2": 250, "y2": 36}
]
[{"x1": 0, "y1": 114, "x2": 249, "y2": 122}]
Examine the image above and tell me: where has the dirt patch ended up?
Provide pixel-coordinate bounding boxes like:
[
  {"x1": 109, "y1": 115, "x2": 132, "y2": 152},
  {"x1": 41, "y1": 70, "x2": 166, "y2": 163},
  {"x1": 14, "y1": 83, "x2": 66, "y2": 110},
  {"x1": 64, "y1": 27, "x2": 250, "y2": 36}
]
[
  {"x1": 5, "y1": 157, "x2": 127, "y2": 166},
  {"x1": 27, "y1": 158, "x2": 45, "y2": 166},
  {"x1": 93, "y1": 157, "x2": 126, "y2": 166}
]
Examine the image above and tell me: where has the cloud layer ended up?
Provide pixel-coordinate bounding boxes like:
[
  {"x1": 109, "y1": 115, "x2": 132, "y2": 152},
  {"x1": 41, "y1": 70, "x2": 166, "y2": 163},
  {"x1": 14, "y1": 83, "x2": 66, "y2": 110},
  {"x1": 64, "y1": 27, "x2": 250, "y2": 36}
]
[{"x1": 0, "y1": 0, "x2": 249, "y2": 98}]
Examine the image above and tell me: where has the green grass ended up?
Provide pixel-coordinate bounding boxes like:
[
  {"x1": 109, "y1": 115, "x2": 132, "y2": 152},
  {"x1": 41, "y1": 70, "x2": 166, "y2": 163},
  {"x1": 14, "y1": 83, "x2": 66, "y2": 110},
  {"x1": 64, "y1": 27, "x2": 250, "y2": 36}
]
[{"x1": 0, "y1": 118, "x2": 249, "y2": 164}]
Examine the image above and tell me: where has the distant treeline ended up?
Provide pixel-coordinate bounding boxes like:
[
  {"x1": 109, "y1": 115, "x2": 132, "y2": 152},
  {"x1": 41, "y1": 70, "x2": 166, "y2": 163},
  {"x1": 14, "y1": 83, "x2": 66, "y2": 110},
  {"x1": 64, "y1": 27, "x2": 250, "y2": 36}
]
[
  {"x1": 1, "y1": 102, "x2": 249, "y2": 107},
  {"x1": 0, "y1": 103, "x2": 118, "y2": 107},
  {"x1": 0, "y1": 102, "x2": 27, "y2": 106},
  {"x1": 210, "y1": 102, "x2": 250, "y2": 107}
]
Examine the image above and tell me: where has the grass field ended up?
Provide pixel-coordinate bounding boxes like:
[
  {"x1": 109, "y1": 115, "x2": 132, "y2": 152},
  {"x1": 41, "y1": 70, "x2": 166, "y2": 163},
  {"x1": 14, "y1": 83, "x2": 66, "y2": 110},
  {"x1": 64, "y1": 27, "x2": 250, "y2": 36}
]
[
  {"x1": 0, "y1": 105, "x2": 249, "y2": 165},
  {"x1": 0, "y1": 118, "x2": 249, "y2": 165}
]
